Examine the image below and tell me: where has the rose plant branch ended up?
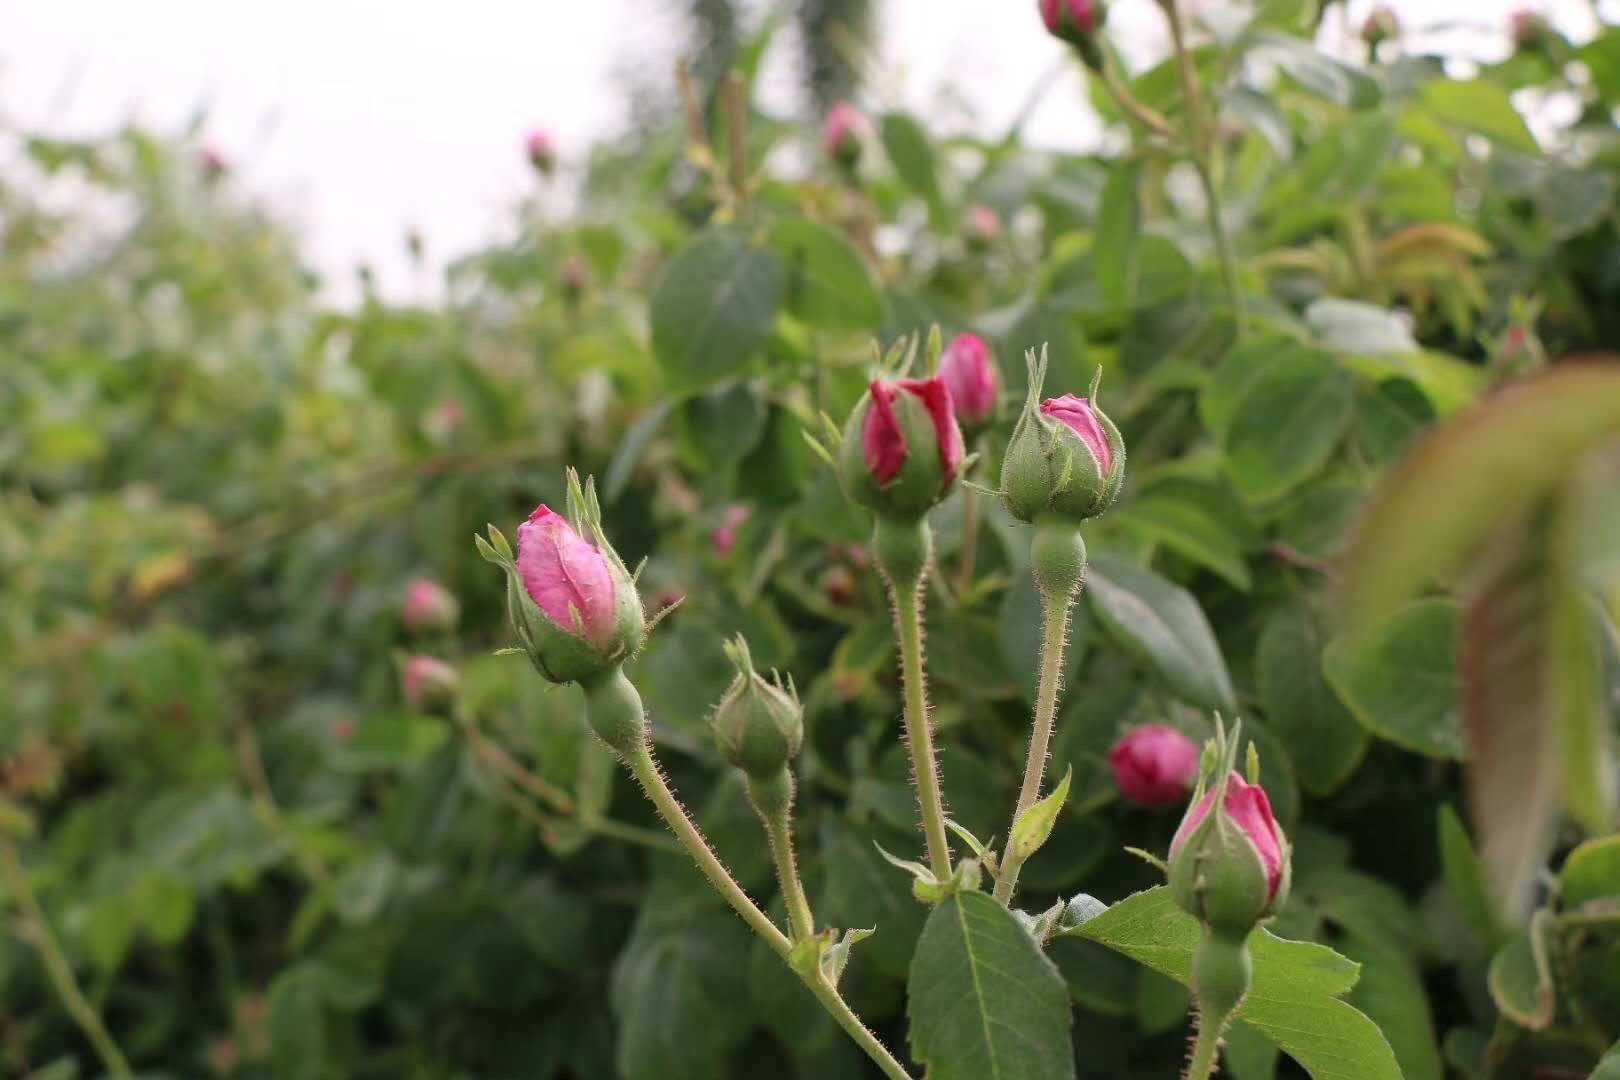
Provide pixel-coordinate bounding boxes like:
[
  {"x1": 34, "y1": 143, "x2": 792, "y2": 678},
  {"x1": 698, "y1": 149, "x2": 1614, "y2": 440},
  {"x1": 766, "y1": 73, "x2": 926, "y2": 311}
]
[{"x1": 477, "y1": 471, "x2": 914, "y2": 1080}]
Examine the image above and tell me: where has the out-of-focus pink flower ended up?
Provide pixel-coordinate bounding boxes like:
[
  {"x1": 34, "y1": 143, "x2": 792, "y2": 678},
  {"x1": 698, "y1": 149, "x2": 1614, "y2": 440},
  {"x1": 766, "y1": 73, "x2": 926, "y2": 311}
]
[
  {"x1": 403, "y1": 578, "x2": 460, "y2": 635},
  {"x1": 1361, "y1": 5, "x2": 1399, "y2": 47},
  {"x1": 1170, "y1": 773, "x2": 1286, "y2": 899},
  {"x1": 1041, "y1": 394, "x2": 1114, "y2": 477},
  {"x1": 1040, "y1": 0, "x2": 1102, "y2": 41},
  {"x1": 516, "y1": 506, "x2": 617, "y2": 645},
  {"x1": 200, "y1": 145, "x2": 228, "y2": 180},
  {"x1": 966, "y1": 204, "x2": 1003, "y2": 244},
  {"x1": 711, "y1": 505, "x2": 753, "y2": 559},
  {"x1": 1511, "y1": 9, "x2": 1549, "y2": 49},
  {"x1": 1108, "y1": 725, "x2": 1200, "y2": 807},
  {"x1": 526, "y1": 129, "x2": 557, "y2": 175},
  {"x1": 823, "y1": 102, "x2": 868, "y2": 166},
  {"x1": 939, "y1": 334, "x2": 1000, "y2": 430},
  {"x1": 423, "y1": 397, "x2": 467, "y2": 443},
  {"x1": 402, "y1": 655, "x2": 459, "y2": 712}
]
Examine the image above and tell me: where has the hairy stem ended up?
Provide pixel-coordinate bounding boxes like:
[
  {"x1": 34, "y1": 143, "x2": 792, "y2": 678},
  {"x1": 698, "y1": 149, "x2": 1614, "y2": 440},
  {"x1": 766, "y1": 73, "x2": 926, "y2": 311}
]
[
  {"x1": 807, "y1": 974, "x2": 915, "y2": 1080},
  {"x1": 0, "y1": 837, "x2": 133, "y2": 1078},
  {"x1": 763, "y1": 808, "x2": 816, "y2": 942},
  {"x1": 616, "y1": 741, "x2": 912, "y2": 1079},
  {"x1": 1162, "y1": 0, "x2": 1245, "y2": 329},
  {"x1": 891, "y1": 577, "x2": 954, "y2": 881},
  {"x1": 994, "y1": 590, "x2": 1074, "y2": 904},
  {"x1": 1184, "y1": 1011, "x2": 1224, "y2": 1080}
]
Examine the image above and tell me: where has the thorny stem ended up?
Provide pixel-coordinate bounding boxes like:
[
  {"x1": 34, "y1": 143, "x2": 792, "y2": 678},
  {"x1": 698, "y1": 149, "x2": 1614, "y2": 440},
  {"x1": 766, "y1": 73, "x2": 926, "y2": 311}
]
[
  {"x1": 0, "y1": 837, "x2": 133, "y2": 1078},
  {"x1": 1161, "y1": 0, "x2": 1246, "y2": 330},
  {"x1": 617, "y1": 740, "x2": 913, "y2": 1079},
  {"x1": 994, "y1": 591, "x2": 1074, "y2": 904},
  {"x1": 891, "y1": 578, "x2": 955, "y2": 882}
]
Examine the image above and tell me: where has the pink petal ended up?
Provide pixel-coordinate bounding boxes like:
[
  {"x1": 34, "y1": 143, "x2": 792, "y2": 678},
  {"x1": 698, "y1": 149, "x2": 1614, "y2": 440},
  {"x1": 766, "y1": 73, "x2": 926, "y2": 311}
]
[
  {"x1": 1041, "y1": 394, "x2": 1114, "y2": 477},
  {"x1": 899, "y1": 376, "x2": 964, "y2": 485},
  {"x1": 516, "y1": 505, "x2": 617, "y2": 643},
  {"x1": 862, "y1": 380, "x2": 908, "y2": 485}
]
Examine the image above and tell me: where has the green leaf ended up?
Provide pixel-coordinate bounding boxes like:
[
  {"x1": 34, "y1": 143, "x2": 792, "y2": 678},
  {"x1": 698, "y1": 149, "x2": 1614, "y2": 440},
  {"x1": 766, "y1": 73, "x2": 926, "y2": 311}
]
[
  {"x1": 1115, "y1": 477, "x2": 1258, "y2": 591},
  {"x1": 1094, "y1": 164, "x2": 1140, "y2": 308},
  {"x1": 1593, "y1": 1040, "x2": 1620, "y2": 1080},
  {"x1": 1487, "y1": 910, "x2": 1556, "y2": 1030},
  {"x1": 1086, "y1": 553, "x2": 1237, "y2": 712},
  {"x1": 1075, "y1": 887, "x2": 1401, "y2": 1080},
  {"x1": 611, "y1": 909, "x2": 754, "y2": 1080},
  {"x1": 1009, "y1": 768, "x2": 1073, "y2": 864},
  {"x1": 1560, "y1": 835, "x2": 1620, "y2": 909},
  {"x1": 820, "y1": 820, "x2": 926, "y2": 980},
  {"x1": 1340, "y1": 934, "x2": 1444, "y2": 1080},
  {"x1": 1421, "y1": 79, "x2": 1537, "y2": 152},
  {"x1": 650, "y1": 229, "x2": 784, "y2": 392},
  {"x1": 880, "y1": 113, "x2": 942, "y2": 212},
  {"x1": 1436, "y1": 805, "x2": 1506, "y2": 948},
  {"x1": 269, "y1": 967, "x2": 328, "y2": 1080},
  {"x1": 1223, "y1": 347, "x2": 1356, "y2": 503},
  {"x1": 768, "y1": 219, "x2": 882, "y2": 331},
  {"x1": 1324, "y1": 599, "x2": 1463, "y2": 759},
  {"x1": 1257, "y1": 606, "x2": 1369, "y2": 795},
  {"x1": 908, "y1": 891, "x2": 1076, "y2": 1080}
]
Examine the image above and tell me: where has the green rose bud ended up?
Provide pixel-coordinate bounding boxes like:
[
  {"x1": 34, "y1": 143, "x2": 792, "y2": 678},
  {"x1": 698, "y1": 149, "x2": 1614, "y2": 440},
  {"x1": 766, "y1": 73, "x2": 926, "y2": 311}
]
[{"x1": 711, "y1": 636, "x2": 804, "y2": 780}]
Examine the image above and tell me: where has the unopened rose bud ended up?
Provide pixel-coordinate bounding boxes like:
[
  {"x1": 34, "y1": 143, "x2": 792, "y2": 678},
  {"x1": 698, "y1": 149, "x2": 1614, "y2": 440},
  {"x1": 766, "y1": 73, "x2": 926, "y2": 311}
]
[
  {"x1": 1168, "y1": 767, "x2": 1290, "y2": 935},
  {"x1": 711, "y1": 504, "x2": 752, "y2": 559},
  {"x1": 820, "y1": 564, "x2": 857, "y2": 606},
  {"x1": 480, "y1": 472, "x2": 646, "y2": 685},
  {"x1": 1361, "y1": 6, "x2": 1399, "y2": 51},
  {"x1": 823, "y1": 102, "x2": 868, "y2": 171},
  {"x1": 402, "y1": 655, "x2": 459, "y2": 713},
  {"x1": 1040, "y1": 0, "x2": 1107, "y2": 67},
  {"x1": 839, "y1": 375, "x2": 964, "y2": 519},
  {"x1": 562, "y1": 253, "x2": 589, "y2": 303},
  {"x1": 1108, "y1": 724, "x2": 1199, "y2": 807},
  {"x1": 403, "y1": 578, "x2": 460, "y2": 636},
  {"x1": 200, "y1": 145, "x2": 228, "y2": 182},
  {"x1": 965, "y1": 203, "x2": 1002, "y2": 248},
  {"x1": 526, "y1": 129, "x2": 557, "y2": 176},
  {"x1": 1511, "y1": 9, "x2": 1549, "y2": 51},
  {"x1": 938, "y1": 333, "x2": 1000, "y2": 432},
  {"x1": 1001, "y1": 350, "x2": 1125, "y2": 526},
  {"x1": 711, "y1": 637, "x2": 803, "y2": 780}
]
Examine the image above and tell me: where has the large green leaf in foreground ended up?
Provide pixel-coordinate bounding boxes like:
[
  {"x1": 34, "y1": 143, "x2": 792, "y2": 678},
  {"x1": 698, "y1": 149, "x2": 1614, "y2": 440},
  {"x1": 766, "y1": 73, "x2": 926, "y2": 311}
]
[
  {"x1": 908, "y1": 891, "x2": 1076, "y2": 1080},
  {"x1": 1072, "y1": 887, "x2": 1401, "y2": 1080}
]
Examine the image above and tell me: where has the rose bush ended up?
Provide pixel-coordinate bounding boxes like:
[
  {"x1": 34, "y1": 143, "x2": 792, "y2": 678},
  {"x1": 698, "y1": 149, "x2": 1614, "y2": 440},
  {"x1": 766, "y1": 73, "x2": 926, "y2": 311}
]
[{"x1": 2, "y1": 3, "x2": 1620, "y2": 1078}]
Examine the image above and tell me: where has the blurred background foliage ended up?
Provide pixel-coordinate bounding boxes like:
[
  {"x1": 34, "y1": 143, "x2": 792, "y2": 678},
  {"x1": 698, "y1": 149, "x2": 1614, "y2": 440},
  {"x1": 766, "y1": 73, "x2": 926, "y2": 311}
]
[{"x1": 2, "y1": 1, "x2": 1620, "y2": 1077}]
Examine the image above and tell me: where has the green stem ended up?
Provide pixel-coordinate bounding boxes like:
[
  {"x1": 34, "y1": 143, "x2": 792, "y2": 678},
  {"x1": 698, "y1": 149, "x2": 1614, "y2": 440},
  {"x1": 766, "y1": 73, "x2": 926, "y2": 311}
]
[
  {"x1": 617, "y1": 742, "x2": 912, "y2": 1079},
  {"x1": 1100, "y1": 54, "x2": 1174, "y2": 138},
  {"x1": 763, "y1": 809, "x2": 816, "y2": 942},
  {"x1": 0, "y1": 838, "x2": 133, "y2": 1078},
  {"x1": 891, "y1": 576, "x2": 954, "y2": 882},
  {"x1": 806, "y1": 974, "x2": 915, "y2": 1080},
  {"x1": 994, "y1": 589, "x2": 1074, "y2": 904},
  {"x1": 1162, "y1": 0, "x2": 1246, "y2": 330},
  {"x1": 955, "y1": 483, "x2": 980, "y2": 598},
  {"x1": 621, "y1": 742, "x2": 793, "y2": 957},
  {"x1": 1185, "y1": 1013, "x2": 1223, "y2": 1080}
]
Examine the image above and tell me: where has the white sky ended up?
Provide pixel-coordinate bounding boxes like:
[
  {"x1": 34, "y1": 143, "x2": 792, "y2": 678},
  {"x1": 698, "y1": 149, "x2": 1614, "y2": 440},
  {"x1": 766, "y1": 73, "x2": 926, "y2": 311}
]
[{"x1": 3, "y1": 0, "x2": 1609, "y2": 304}]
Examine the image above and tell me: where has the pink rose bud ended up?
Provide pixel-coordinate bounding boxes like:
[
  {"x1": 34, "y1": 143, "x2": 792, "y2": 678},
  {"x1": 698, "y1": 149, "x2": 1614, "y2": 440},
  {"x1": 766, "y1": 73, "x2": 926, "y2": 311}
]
[
  {"x1": 479, "y1": 471, "x2": 646, "y2": 686},
  {"x1": 841, "y1": 375, "x2": 964, "y2": 518},
  {"x1": 200, "y1": 145, "x2": 228, "y2": 180},
  {"x1": 518, "y1": 506, "x2": 619, "y2": 646},
  {"x1": 1108, "y1": 724, "x2": 1200, "y2": 807},
  {"x1": 1040, "y1": 0, "x2": 1106, "y2": 64},
  {"x1": 1511, "y1": 9, "x2": 1549, "y2": 50},
  {"x1": 1361, "y1": 6, "x2": 1399, "y2": 48},
  {"x1": 823, "y1": 102, "x2": 868, "y2": 169},
  {"x1": 1170, "y1": 772, "x2": 1286, "y2": 899},
  {"x1": 402, "y1": 578, "x2": 460, "y2": 636},
  {"x1": 1001, "y1": 351, "x2": 1126, "y2": 525},
  {"x1": 966, "y1": 203, "x2": 1003, "y2": 245},
  {"x1": 939, "y1": 333, "x2": 1000, "y2": 431},
  {"x1": 1041, "y1": 395, "x2": 1116, "y2": 479},
  {"x1": 526, "y1": 129, "x2": 556, "y2": 175},
  {"x1": 402, "y1": 655, "x2": 459, "y2": 712},
  {"x1": 711, "y1": 504, "x2": 752, "y2": 559}
]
